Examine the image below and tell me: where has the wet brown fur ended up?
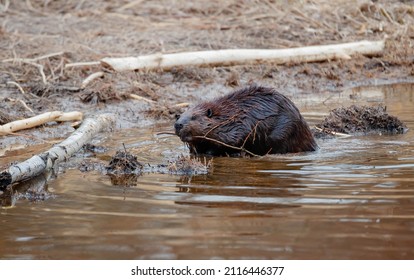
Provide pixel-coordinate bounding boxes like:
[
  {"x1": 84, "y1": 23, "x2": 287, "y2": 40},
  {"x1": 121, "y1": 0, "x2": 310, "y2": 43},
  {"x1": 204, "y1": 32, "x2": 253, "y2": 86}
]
[{"x1": 174, "y1": 85, "x2": 318, "y2": 156}]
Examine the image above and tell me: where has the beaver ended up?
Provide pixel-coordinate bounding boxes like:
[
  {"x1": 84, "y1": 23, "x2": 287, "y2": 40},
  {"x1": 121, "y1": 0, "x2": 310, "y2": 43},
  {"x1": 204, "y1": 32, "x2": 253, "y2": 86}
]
[{"x1": 174, "y1": 85, "x2": 318, "y2": 156}]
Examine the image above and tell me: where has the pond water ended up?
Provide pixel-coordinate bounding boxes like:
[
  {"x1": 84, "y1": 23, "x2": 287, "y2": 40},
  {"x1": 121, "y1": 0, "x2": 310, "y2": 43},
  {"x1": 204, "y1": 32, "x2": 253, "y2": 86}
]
[{"x1": 1, "y1": 83, "x2": 414, "y2": 259}]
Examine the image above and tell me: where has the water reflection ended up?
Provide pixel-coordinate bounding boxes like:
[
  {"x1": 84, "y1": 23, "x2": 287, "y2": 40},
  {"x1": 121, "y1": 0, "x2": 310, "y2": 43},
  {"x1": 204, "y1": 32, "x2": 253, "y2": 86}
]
[{"x1": 1, "y1": 83, "x2": 414, "y2": 259}]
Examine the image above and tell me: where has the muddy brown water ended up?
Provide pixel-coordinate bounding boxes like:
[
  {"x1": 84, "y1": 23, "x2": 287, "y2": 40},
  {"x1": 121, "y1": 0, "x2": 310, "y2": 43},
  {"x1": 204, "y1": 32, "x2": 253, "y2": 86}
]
[{"x1": 1, "y1": 83, "x2": 414, "y2": 260}]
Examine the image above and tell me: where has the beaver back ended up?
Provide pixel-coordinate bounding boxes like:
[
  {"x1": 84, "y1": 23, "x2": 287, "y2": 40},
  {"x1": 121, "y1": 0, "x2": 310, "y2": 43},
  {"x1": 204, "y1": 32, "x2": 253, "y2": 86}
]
[{"x1": 174, "y1": 85, "x2": 317, "y2": 156}]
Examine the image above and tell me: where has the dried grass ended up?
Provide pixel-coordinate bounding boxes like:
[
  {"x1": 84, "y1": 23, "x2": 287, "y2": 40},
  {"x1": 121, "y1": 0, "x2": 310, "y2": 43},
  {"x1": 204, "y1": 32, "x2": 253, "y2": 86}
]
[{"x1": 0, "y1": 0, "x2": 413, "y2": 121}]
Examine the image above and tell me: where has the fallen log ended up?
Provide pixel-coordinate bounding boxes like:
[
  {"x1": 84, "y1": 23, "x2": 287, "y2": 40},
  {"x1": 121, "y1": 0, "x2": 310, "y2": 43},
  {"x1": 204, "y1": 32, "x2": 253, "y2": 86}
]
[
  {"x1": 0, "y1": 114, "x2": 115, "y2": 189},
  {"x1": 101, "y1": 40, "x2": 385, "y2": 72}
]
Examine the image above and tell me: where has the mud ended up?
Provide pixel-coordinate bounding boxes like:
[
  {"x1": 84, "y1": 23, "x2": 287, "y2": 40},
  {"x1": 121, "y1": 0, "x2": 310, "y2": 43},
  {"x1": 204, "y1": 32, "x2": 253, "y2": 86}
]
[
  {"x1": 1, "y1": 0, "x2": 414, "y2": 164},
  {"x1": 316, "y1": 104, "x2": 408, "y2": 135}
]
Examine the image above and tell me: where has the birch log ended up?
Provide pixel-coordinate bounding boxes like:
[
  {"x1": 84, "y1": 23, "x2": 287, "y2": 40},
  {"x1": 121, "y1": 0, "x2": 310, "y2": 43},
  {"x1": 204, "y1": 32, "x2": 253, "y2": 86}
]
[
  {"x1": 0, "y1": 111, "x2": 83, "y2": 135},
  {"x1": 0, "y1": 114, "x2": 115, "y2": 189},
  {"x1": 101, "y1": 40, "x2": 385, "y2": 72}
]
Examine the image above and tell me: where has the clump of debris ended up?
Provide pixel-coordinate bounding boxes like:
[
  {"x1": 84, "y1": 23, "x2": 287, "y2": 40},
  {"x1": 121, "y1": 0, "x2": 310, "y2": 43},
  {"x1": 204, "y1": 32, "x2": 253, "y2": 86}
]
[
  {"x1": 165, "y1": 155, "x2": 212, "y2": 176},
  {"x1": 106, "y1": 150, "x2": 143, "y2": 174},
  {"x1": 106, "y1": 150, "x2": 144, "y2": 186},
  {"x1": 105, "y1": 150, "x2": 212, "y2": 186},
  {"x1": 316, "y1": 105, "x2": 408, "y2": 136}
]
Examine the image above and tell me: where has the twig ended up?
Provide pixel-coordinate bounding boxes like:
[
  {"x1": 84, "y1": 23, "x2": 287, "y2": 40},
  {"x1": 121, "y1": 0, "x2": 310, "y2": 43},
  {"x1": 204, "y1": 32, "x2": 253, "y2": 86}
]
[
  {"x1": 6, "y1": 81, "x2": 25, "y2": 95},
  {"x1": 313, "y1": 126, "x2": 351, "y2": 138},
  {"x1": 2, "y1": 51, "x2": 65, "y2": 63},
  {"x1": 81, "y1": 71, "x2": 104, "y2": 89},
  {"x1": 241, "y1": 121, "x2": 261, "y2": 149},
  {"x1": 20, "y1": 61, "x2": 48, "y2": 85},
  {"x1": 7, "y1": 81, "x2": 39, "y2": 99},
  {"x1": 45, "y1": 58, "x2": 55, "y2": 81},
  {"x1": 171, "y1": 102, "x2": 191, "y2": 108},
  {"x1": 6, "y1": 80, "x2": 39, "y2": 99},
  {"x1": 155, "y1": 131, "x2": 175, "y2": 136},
  {"x1": 194, "y1": 135, "x2": 260, "y2": 157},
  {"x1": 65, "y1": 61, "x2": 101, "y2": 69},
  {"x1": 129, "y1": 94, "x2": 155, "y2": 104},
  {"x1": 2, "y1": 97, "x2": 34, "y2": 113},
  {"x1": 52, "y1": 56, "x2": 65, "y2": 77},
  {"x1": 32, "y1": 51, "x2": 65, "y2": 62},
  {"x1": 379, "y1": 6, "x2": 395, "y2": 24},
  {"x1": 31, "y1": 62, "x2": 47, "y2": 85},
  {"x1": 17, "y1": 99, "x2": 34, "y2": 113},
  {"x1": 203, "y1": 115, "x2": 238, "y2": 138}
]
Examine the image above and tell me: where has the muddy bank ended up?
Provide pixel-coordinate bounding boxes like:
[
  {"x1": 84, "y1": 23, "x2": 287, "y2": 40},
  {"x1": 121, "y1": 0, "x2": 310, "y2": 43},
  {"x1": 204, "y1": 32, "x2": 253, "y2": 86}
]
[{"x1": 1, "y1": 0, "x2": 413, "y2": 161}]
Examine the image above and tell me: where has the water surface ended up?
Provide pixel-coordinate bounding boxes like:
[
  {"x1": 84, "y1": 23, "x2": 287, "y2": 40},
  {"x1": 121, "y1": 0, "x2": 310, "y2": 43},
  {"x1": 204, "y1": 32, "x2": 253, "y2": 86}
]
[{"x1": 1, "y1": 83, "x2": 414, "y2": 259}]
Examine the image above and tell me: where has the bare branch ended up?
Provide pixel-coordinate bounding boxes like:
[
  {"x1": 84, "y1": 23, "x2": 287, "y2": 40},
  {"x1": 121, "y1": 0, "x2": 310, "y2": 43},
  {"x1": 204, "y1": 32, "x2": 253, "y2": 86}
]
[{"x1": 101, "y1": 40, "x2": 385, "y2": 72}]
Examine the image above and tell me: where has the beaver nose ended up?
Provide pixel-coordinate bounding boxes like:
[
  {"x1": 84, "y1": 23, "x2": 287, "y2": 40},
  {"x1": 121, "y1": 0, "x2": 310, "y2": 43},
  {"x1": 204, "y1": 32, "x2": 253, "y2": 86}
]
[{"x1": 174, "y1": 122, "x2": 183, "y2": 134}]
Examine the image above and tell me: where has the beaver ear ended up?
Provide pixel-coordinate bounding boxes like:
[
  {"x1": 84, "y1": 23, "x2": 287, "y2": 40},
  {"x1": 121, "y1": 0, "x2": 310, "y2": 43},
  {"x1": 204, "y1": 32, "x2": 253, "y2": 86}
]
[{"x1": 206, "y1": 108, "x2": 213, "y2": 118}]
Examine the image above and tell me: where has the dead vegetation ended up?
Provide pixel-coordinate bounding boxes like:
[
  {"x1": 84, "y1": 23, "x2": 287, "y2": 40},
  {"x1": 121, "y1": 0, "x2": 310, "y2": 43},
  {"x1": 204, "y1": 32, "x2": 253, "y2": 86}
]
[
  {"x1": 106, "y1": 150, "x2": 143, "y2": 175},
  {"x1": 1, "y1": 0, "x2": 413, "y2": 102},
  {"x1": 0, "y1": 0, "x2": 413, "y2": 166},
  {"x1": 316, "y1": 104, "x2": 408, "y2": 135},
  {"x1": 165, "y1": 155, "x2": 212, "y2": 176},
  {"x1": 105, "y1": 149, "x2": 211, "y2": 186},
  {"x1": 106, "y1": 149, "x2": 143, "y2": 186}
]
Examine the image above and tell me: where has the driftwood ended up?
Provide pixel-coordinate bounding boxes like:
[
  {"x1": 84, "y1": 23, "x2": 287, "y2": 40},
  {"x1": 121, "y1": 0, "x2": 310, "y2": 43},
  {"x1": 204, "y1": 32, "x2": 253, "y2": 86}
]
[
  {"x1": 0, "y1": 114, "x2": 115, "y2": 189},
  {"x1": 0, "y1": 111, "x2": 83, "y2": 135},
  {"x1": 101, "y1": 40, "x2": 385, "y2": 72}
]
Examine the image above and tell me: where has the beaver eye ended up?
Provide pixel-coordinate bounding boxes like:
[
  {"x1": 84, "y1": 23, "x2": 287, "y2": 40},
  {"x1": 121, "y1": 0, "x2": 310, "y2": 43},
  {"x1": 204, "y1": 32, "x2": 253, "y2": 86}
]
[
  {"x1": 206, "y1": 108, "x2": 213, "y2": 118},
  {"x1": 175, "y1": 114, "x2": 180, "y2": 120}
]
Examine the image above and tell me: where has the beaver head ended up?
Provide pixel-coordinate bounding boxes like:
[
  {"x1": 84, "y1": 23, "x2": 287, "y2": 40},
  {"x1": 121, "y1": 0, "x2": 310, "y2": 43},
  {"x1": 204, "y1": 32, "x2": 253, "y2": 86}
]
[{"x1": 175, "y1": 85, "x2": 317, "y2": 156}]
